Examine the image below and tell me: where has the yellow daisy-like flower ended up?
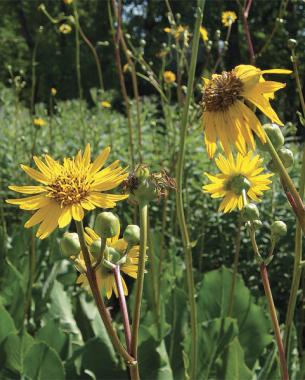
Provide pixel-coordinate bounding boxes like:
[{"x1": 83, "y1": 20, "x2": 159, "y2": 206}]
[
  {"x1": 59, "y1": 23, "x2": 72, "y2": 34},
  {"x1": 63, "y1": 0, "x2": 73, "y2": 4},
  {"x1": 51, "y1": 87, "x2": 57, "y2": 96},
  {"x1": 202, "y1": 64, "x2": 292, "y2": 158},
  {"x1": 33, "y1": 118, "x2": 46, "y2": 127},
  {"x1": 100, "y1": 101, "x2": 111, "y2": 108},
  {"x1": 222, "y1": 11, "x2": 238, "y2": 27},
  {"x1": 163, "y1": 70, "x2": 176, "y2": 84},
  {"x1": 77, "y1": 227, "x2": 140, "y2": 299},
  {"x1": 200, "y1": 26, "x2": 208, "y2": 42},
  {"x1": 6, "y1": 145, "x2": 128, "y2": 239},
  {"x1": 203, "y1": 151, "x2": 273, "y2": 213}
]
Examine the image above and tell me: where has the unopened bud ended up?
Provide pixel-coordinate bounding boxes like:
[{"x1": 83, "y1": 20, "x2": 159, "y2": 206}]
[
  {"x1": 243, "y1": 203, "x2": 260, "y2": 221},
  {"x1": 252, "y1": 219, "x2": 263, "y2": 230},
  {"x1": 271, "y1": 220, "x2": 287, "y2": 241},
  {"x1": 262, "y1": 123, "x2": 284, "y2": 150},
  {"x1": 123, "y1": 225, "x2": 140, "y2": 245},
  {"x1": 60, "y1": 232, "x2": 80, "y2": 258},
  {"x1": 288, "y1": 38, "x2": 297, "y2": 50},
  {"x1": 94, "y1": 212, "x2": 120, "y2": 238},
  {"x1": 278, "y1": 147, "x2": 294, "y2": 168}
]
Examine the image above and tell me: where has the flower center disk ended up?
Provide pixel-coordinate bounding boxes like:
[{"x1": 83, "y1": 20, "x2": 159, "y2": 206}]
[{"x1": 203, "y1": 71, "x2": 243, "y2": 112}]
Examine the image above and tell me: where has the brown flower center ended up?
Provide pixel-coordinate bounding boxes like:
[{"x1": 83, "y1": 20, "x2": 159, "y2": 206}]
[{"x1": 202, "y1": 71, "x2": 243, "y2": 112}]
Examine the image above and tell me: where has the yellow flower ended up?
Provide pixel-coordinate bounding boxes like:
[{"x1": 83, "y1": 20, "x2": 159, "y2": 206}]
[
  {"x1": 222, "y1": 11, "x2": 237, "y2": 27},
  {"x1": 202, "y1": 64, "x2": 292, "y2": 158},
  {"x1": 163, "y1": 70, "x2": 176, "y2": 84},
  {"x1": 51, "y1": 88, "x2": 57, "y2": 96},
  {"x1": 164, "y1": 27, "x2": 171, "y2": 33},
  {"x1": 77, "y1": 227, "x2": 140, "y2": 299},
  {"x1": 59, "y1": 23, "x2": 72, "y2": 34},
  {"x1": 101, "y1": 101, "x2": 111, "y2": 108},
  {"x1": 200, "y1": 26, "x2": 208, "y2": 42},
  {"x1": 203, "y1": 151, "x2": 273, "y2": 213},
  {"x1": 164, "y1": 25, "x2": 186, "y2": 40},
  {"x1": 63, "y1": 0, "x2": 73, "y2": 4},
  {"x1": 33, "y1": 118, "x2": 46, "y2": 127},
  {"x1": 6, "y1": 145, "x2": 128, "y2": 239},
  {"x1": 123, "y1": 63, "x2": 129, "y2": 73}
]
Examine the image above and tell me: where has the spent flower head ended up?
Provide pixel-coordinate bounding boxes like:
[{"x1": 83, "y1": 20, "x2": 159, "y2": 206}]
[
  {"x1": 6, "y1": 144, "x2": 128, "y2": 239},
  {"x1": 201, "y1": 64, "x2": 291, "y2": 158}
]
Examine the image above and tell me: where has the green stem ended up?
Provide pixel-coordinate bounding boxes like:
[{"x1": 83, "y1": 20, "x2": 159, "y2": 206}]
[
  {"x1": 227, "y1": 217, "x2": 242, "y2": 317},
  {"x1": 75, "y1": 221, "x2": 135, "y2": 365},
  {"x1": 175, "y1": 2, "x2": 204, "y2": 379},
  {"x1": 78, "y1": 24, "x2": 104, "y2": 90},
  {"x1": 23, "y1": 230, "x2": 36, "y2": 324},
  {"x1": 73, "y1": 6, "x2": 83, "y2": 99},
  {"x1": 264, "y1": 136, "x2": 305, "y2": 234},
  {"x1": 130, "y1": 203, "x2": 148, "y2": 379},
  {"x1": 284, "y1": 47, "x2": 305, "y2": 358}
]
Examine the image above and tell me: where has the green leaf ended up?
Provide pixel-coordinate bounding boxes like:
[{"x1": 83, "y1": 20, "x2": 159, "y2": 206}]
[
  {"x1": 220, "y1": 338, "x2": 252, "y2": 380},
  {"x1": 139, "y1": 334, "x2": 173, "y2": 380},
  {"x1": 1, "y1": 331, "x2": 34, "y2": 373},
  {"x1": 36, "y1": 320, "x2": 69, "y2": 359},
  {"x1": 197, "y1": 267, "x2": 272, "y2": 367},
  {"x1": 23, "y1": 342, "x2": 65, "y2": 380},
  {"x1": 0, "y1": 304, "x2": 16, "y2": 345}
]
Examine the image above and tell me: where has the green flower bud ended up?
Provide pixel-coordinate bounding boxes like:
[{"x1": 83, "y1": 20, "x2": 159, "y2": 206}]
[
  {"x1": 288, "y1": 38, "x2": 297, "y2": 49},
  {"x1": 252, "y1": 219, "x2": 263, "y2": 230},
  {"x1": 271, "y1": 221, "x2": 287, "y2": 240},
  {"x1": 243, "y1": 203, "x2": 260, "y2": 221},
  {"x1": 60, "y1": 232, "x2": 80, "y2": 258},
  {"x1": 123, "y1": 225, "x2": 140, "y2": 245},
  {"x1": 266, "y1": 159, "x2": 277, "y2": 173},
  {"x1": 107, "y1": 247, "x2": 121, "y2": 263},
  {"x1": 262, "y1": 123, "x2": 285, "y2": 150},
  {"x1": 278, "y1": 147, "x2": 294, "y2": 168},
  {"x1": 94, "y1": 212, "x2": 120, "y2": 238}
]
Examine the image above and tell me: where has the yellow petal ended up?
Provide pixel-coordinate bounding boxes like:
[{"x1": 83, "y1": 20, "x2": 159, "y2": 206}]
[
  {"x1": 71, "y1": 204, "x2": 85, "y2": 221},
  {"x1": 58, "y1": 206, "x2": 72, "y2": 228},
  {"x1": 90, "y1": 147, "x2": 111, "y2": 174},
  {"x1": 8, "y1": 185, "x2": 47, "y2": 194}
]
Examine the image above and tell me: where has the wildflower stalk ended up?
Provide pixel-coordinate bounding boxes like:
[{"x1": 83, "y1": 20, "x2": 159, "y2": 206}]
[
  {"x1": 237, "y1": 0, "x2": 255, "y2": 65},
  {"x1": 242, "y1": 190, "x2": 289, "y2": 380},
  {"x1": 213, "y1": 22, "x2": 232, "y2": 73},
  {"x1": 130, "y1": 202, "x2": 148, "y2": 380},
  {"x1": 109, "y1": 0, "x2": 135, "y2": 167},
  {"x1": 227, "y1": 217, "x2": 242, "y2": 317},
  {"x1": 23, "y1": 231, "x2": 36, "y2": 323},
  {"x1": 78, "y1": 24, "x2": 104, "y2": 90},
  {"x1": 72, "y1": 4, "x2": 83, "y2": 99},
  {"x1": 75, "y1": 220, "x2": 136, "y2": 365},
  {"x1": 264, "y1": 136, "x2": 305, "y2": 234},
  {"x1": 284, "y1": 46, "x2": 305, "y2": 358},
  {"x1": 113, "y1": 265, "x2": 132, "y2": 352},
  {"x1": 175, "y1": 2, "x2": 204, "y2": 379}
]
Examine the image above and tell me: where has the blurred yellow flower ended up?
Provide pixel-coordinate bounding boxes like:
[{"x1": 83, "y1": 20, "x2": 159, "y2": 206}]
[
  {"x1": 123, "y1": 63, "x2": 129, "y2": 73},
  {"x1": 202, "y1": 64, "x2": 291, "y2": 158},
  {"x1": 164, "y1": 25, "x2": 186, "y2": 40},
  {"x1": 77, "y1": 227, "x2": 140, "y2": 299},
  {"x1": 59, "y1": 23, "x2": 72, "y2": 34},
  {"x1": 164, "y1": 27, "x2": 171, "y2": 33},
  {"x1": 101, "y1": 101, "x2": 111, "y2": 108},
  {"x1": 51, "y1": 88, "x2": 57, "y2": 96},
  {"x1": 163, "y1": 70, "x2": 176, "y2": 84},
  {"x1": 203, "y1": 151, "x2": 272, "y2": 212},
  {"x1": 222, "y1": 11, "x2": 237, "y2": 27},
  {"x1": 33, "y1": 118, "x2": 46, "y2": 127},
  {"x1": 6, "y1": 145, "x2": 128, "y2": 239},
  {"x1": 63, "y1": 0, "x2": 73, "y2": 4},
  {"x1": 200, "y1": 26, "x2": 208, "y2": 42}
]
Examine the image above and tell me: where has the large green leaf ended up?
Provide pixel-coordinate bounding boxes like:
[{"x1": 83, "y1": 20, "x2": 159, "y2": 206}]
[
  {"x1": 0, "y1": 304, "x2": 16, "y2": 344},
  {"x1": 197, "y1": 266, "x2": 272, "y2": 367},
  {"x1": 1, "y1": 331, "x2": 34, "y2": 374},
  {"x1": 36, "y1": 320, "x2": 69, "y2": 359},
  {"x1": 23, "y1": 342, "x2": 65, "y2": 380},
  {"x1": 138, "y1": 332, "x2": 173, "y2": 380}
]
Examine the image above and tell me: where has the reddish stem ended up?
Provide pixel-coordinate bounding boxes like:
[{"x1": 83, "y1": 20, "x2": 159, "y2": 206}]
[
  {"x1": 260, "y1": 264, "x2": 289, "y2": 380},
  {"x1": 241, "y1": 0, "x2": 255, "y2": 64},
  {"x1": 113, "y1": 266, "x2": 132, "y2": 352}
]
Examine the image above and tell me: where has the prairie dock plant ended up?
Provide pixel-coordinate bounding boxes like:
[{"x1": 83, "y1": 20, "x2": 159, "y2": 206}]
[{"x1": 6, "y1": 145, "x2": 128, "y2": 238}]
